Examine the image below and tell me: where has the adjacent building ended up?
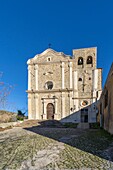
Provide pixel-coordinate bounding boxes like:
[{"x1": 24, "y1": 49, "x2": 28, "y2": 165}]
[
  {"x1": 27, "y1": 47, "x2": 102, "y2": 123},
  {"x1": 98, "y1": 63, "x2": 113, "y2": 134}
]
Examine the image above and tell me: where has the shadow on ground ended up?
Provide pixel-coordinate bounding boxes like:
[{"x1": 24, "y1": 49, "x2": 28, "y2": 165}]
[{"x1": 24, "y1": 120, "x2": 113, "y2": 162}]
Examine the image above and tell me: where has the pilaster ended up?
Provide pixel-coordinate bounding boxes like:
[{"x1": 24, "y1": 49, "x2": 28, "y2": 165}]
[
  {"x1": 42, "y1": 99, "x2": 46, "y2": 119},
  {"x1": 28, "y1": 94, "x2": 32, "y2": 119},
  {"x1": 35, "y1": 64, "x2": 38, "y2": 90},
  {"x1": 69, "y1": 62, "x2": 72, "y2": 88},
  {"x1": 74, "y1": 71, "x2": 78, "y2": 90},
  {"x1": 35, "y1": 94, "x2": 39, "y2": 119},
  {"x1": 69, "y1": 92, "x2": 73, "y2": 114},
  {"x1": 61, "y1": 62, "x2": 65, "y2": 89},
  {"x1": 55, "y1": 98, "x2": 57, "y2": 114},
  {"x1": 61, "y1": 93, "x2": 65, "y2": 118},
  {"x1": 28, "y1": 65, "x2": 31, "y2": 90},
  {"x1": 54, "y1": 98, "x2": 58, "y2": 119}
]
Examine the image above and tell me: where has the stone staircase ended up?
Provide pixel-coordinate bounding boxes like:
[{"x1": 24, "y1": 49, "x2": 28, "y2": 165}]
[{"x1": 17, "y1": 119, "x2": 64, "y2": 128}]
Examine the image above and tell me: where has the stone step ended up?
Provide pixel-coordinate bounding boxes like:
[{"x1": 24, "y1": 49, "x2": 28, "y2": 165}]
[{"x1": 77, "y1": 123, "x2": 89, "y2": 129}]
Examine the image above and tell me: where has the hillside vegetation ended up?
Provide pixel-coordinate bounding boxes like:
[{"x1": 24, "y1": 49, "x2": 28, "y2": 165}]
[{"x1": 0, "y1": 110, "x2": 17, "y2": 123}]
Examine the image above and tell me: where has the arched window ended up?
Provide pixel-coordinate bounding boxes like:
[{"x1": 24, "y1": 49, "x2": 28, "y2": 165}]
[
  {"x1": 78, "y1": 57, "x2": 83, "y2": 65},
  {"x1": 78, "y1": 78, "x2": 82, "y2": 81},
  {"x1": 45, "y1": 81, "x2": 53, "y2": 90},
  {"x1": 87, "y1": 56, "x2": 92, "y2": 64}
]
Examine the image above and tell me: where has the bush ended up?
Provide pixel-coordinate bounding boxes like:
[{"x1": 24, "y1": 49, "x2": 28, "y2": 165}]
[
  {"x1": 89, "y1": 122, "x2": 100, "y2": 129},
  {"x1": 16, "y1": 110, "x2": 26, "y2": 121},
  {"x1": 16, "y1": 116, "x2": 24, "y2": 121}
]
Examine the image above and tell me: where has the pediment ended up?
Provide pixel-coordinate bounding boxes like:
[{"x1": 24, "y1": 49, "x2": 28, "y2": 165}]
[{"x1": 27, "y1": 48, "x2": 71, "y2": 64}]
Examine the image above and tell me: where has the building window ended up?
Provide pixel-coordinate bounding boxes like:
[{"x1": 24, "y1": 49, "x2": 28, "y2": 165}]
[
  {"x1": 47, "y1": 57, "x2": 51, "y2": 61},
  {"x1": 81, "y1": 100, "x2": 88, "y2": 106},
  {"x1": 87, "y1": 56, "x2": 92, "y2": 64},
  {"x1": 89, "y1": 77, "x2": 91, "y2": 80},
  {"x1": 78, "y1": 78, "x2": 82, "y2": 81},
  {"x1": 105, "y1": 90, "x2": 108, "y2": 108},
  {"x1": 45, "y1": 81, "x2": 53, "y2": 90},
  {"x1": 78, "y1": 57, "x2": 83, "y2": 65}
]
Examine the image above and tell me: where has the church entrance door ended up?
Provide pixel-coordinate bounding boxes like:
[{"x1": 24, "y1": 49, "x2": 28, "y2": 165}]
[
  {"x1": 81, "y1": 109, "x2": 88, "y2": 122},
  {"x1": 47, "y1": 103, "x2": 55, "y2": 120}
]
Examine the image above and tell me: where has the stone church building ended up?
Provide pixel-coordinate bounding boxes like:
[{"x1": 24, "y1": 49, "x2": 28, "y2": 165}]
[{"x1": 27, "y1": 47, "x2": 102, "y2": 123}]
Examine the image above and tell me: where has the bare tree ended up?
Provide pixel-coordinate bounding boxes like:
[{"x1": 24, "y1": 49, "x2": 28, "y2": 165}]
[{"x1": 0, "y1": 72, "x2": 14, "y2": 109}]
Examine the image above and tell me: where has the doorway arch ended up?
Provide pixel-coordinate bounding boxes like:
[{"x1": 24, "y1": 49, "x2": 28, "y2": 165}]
[{"x1": 47, "y1": 103, "x2": 55, "y2": 120}]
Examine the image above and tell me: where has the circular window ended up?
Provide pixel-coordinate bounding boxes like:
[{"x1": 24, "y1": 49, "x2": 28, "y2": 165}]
[
  {"x1": 45, "y1": 81, "x2": 53, "y2": 90},
  {"x1": 81, "y1": 100, "x2": 88, "y2": 106}
]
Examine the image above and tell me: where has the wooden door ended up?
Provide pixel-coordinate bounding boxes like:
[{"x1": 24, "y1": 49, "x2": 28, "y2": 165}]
[{"x1": 47, "y1": 103, "x2": 54, "y2": 120}]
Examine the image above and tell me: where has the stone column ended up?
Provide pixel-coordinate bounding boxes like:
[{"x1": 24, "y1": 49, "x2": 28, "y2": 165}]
[
  {"x1": 61, "y1": 93, "x2": 65, "y2": 118},
  {"x1": 69, "y1": 62, "x2": 72, "y2": 88},
  {"x1": 35, "y1": 94, "x2": 39, "y2": 119},
  {"x1": 55, "y1": 99, "x2": 57, "y2": 114},
  {"x1": 54, "y1": 99, "x2": 58, "y2": 119},
  {"x1": 35, "y1": 64, "x2": 38, "y2": 90},
  {"x1": 69, "y1": 92, "x2": 73, "y2": 114},
  {"x1": 28, "y1": 65, "x2": 31, "y2": 91},
  {"x1": 73, "y1": 71, "x2": 78, "y2": 112},
  {"x1": 42, "y1": 100, "x2": 46, "y2": 119},
  {"x1": 28, "y1": 94, "x2": 32, "y2": 119},
  {"x1": 62, "y1": 62, "x2": 65, "y2": 89}
]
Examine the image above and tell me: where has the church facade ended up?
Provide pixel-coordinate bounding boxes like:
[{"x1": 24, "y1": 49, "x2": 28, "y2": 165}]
[{"x1": 27, "y1": 47, "x2": 102, "y2": 123}]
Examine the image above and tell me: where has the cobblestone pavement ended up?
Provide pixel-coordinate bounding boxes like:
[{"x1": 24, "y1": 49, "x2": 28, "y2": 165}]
[{"x1": 0, "y1": 127, "x2": 113, "y2": 170}]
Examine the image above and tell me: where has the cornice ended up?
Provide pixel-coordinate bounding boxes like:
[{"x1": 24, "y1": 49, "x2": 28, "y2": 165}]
[{"x1": 26, "y1": 88, "x2": 73, "y2": 93}]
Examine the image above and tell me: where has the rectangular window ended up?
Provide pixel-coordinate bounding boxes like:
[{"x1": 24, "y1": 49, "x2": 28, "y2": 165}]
[{"x1": 47, "y1": 57, "x2": 51, "y2": 61}]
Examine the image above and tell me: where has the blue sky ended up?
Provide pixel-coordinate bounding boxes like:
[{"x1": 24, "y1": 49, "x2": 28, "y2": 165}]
[{"x1": 0, "y1": 0, "x2": 113, "y2": 113}]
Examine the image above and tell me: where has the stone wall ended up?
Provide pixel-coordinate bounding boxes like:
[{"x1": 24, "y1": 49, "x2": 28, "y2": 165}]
[{"x1": 98, "y1": 63, "x2": 113, "y2": 134}]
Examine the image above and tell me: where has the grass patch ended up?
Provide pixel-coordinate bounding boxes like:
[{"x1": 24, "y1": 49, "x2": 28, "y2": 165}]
[
  {"x1": 89, "y1": 122, "x2": 100, "y2": 129},
  {"x1": 63, "y1": 123, "x2": 78, "y2": 128}
]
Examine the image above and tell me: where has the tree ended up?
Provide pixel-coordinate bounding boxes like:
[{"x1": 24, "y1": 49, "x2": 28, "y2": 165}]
[
  {"x1": 17, "y1": 110, "x2": 27, "y2": 121},
  {"x1": 17, "y1": 110, "x2": 25, "y2": 117},
  {"x1": 0, "y1": 72, "x2": 14, "y2": 109}
]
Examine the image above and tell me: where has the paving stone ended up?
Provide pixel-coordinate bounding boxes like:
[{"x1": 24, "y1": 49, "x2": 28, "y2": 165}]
[{"x1": 0, "y1": 128, "x2": 113, "y2": 170}]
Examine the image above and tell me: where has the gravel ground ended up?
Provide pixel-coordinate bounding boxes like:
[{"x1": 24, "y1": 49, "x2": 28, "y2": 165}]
[{"x1": 0, "y1": 126, "x2": 113, "y2": 170}]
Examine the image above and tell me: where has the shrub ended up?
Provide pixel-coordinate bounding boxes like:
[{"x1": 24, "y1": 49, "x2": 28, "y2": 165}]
[
  {"x1": 89, "y1": 122, "x2": 100, "y2": 129},
  {"x1": 16, "y1": 115, "x2": 24, "y2": 121}
]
